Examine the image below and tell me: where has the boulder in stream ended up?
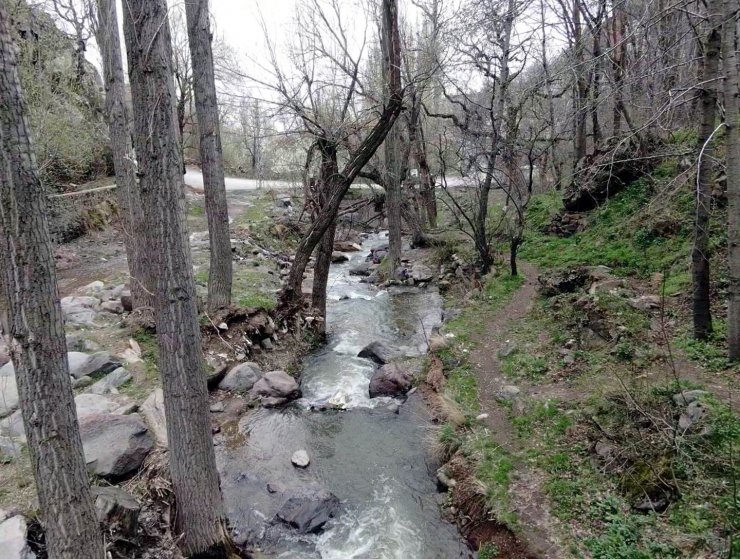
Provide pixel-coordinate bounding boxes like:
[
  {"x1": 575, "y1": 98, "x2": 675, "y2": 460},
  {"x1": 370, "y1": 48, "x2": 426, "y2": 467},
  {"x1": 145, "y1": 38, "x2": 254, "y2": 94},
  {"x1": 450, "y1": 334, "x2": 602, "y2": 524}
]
[
  {"x1": 369, "y1": 363, "x2": 413, "y2": 398},
  {"x1": 275, "y1": 490, "x2": 340, "y2": 533},
  {"x1": 251, "y1": 370, "x2": 301, "y2": 407},
  {"x1": 218, "y1": 362, "x2": 262, "y2": 393},
  {"x1": 291, "y1": 449, "x2": 310, "y2": 468},
  {"x1": 357, "y1": 341, "x2": 395, "y2": 365}
]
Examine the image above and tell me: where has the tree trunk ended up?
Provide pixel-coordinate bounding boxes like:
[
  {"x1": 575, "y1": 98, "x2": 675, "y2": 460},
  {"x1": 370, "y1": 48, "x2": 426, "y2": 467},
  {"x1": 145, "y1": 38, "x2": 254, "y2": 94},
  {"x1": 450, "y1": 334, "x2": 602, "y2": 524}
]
[
  {"x1": 0, "y1": 8, "x2": 104, "y2": 558},
  {"x1": 185, "y1": 0, "x2": 232, "y2": 310},
  {"x1": 382, "y1": 3, "x2": 403, "y2": 277},
  {"x1": 121, "y1": 1, "x2": 234, "y2": 556},
  {"x1": 692, "y1": 16, "x2": 721, "y2": 340},
  {"x1": 510, "y1": 237, "x2": 521, "y2": 276},
  {"x1": 94, "y1": 0, "x2": 153, "y2": 309},
  {"x1": 572, "y1": 0, "x2": 588, "y2": 168},
  {"x1": 723, "y1": 0, "x2": 740, "y2": 359},
  {"x1": 278, "y1": 0, "x2": 403, "y2": 315},
  {"x1": 311, "y1": 140, "x2": 339, "y2": 336}
]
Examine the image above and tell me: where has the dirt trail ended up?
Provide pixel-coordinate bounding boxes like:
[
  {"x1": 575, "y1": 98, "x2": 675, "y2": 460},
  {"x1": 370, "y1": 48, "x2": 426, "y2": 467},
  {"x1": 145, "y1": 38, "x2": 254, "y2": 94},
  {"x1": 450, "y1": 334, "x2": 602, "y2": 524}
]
[{"x1": 465, "y1": 261, "x2": 565, "y2": 559}]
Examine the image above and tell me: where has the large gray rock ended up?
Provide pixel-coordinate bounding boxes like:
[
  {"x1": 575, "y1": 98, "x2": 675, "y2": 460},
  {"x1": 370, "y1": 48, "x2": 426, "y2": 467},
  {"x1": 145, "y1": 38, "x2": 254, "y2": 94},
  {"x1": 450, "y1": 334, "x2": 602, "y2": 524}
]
[
  {"x1": 218, "y1": 362, "x2": 262, "y2": 393},
  {"x1": 88, "y1": 367, "x2": 131, "y2": 395},
  {"x1": 61, "y1": 295, "x2": 101, "y2": 326},
  {"x1": 75, "y1": 393, "x2": 119, "y2": 418},
  {"x1": 250, "y1": 370, "x2": 301, "y2": 407},
  {"x1": 0, "y1": 435, "x2": 23, "y2": 460},
  {"x1": 0, "y1": 410, "x2": 25, "y2": 442},
  {"x1": 68, "y1": 351, "x2": 120, "y2": 379},
  {"x1": 275, "y1": 491, "x2": 340, "y2": 534},
  {"x1": 141, "y1": 389, "x2": 167, "y2": 446},
  {"x1": 0, "y1": 374, "x2": 19, "y2": 418},
  {"x1": 368, "y1": 363, "x2": 413, "y2": 398},
  {"x1": 411, "y1": 263, "x2": 434, "y2": 282},
  {"x1": 0, "y1": 514, "x2": 35, "y2": 559},
  {"x1": 357, "y1": 341, "x2": 395, "y2": 365},
  {"x1": 80, "y1": 413, "x2": 153, "y2": 478}
]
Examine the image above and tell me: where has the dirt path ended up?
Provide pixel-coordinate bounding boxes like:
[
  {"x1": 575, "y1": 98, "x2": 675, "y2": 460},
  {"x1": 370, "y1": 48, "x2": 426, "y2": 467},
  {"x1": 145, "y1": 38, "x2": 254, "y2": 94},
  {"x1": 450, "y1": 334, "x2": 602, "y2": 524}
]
[{"x1": 464, "y1": 261, "x2": 565, "y2": 559}]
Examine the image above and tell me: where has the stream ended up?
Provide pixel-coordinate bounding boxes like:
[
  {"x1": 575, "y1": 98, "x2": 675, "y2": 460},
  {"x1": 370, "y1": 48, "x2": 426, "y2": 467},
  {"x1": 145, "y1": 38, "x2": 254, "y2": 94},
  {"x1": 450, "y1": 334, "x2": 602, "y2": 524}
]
[{"x1": 216, "y1": 233, "x2": 472, "y2": 558}]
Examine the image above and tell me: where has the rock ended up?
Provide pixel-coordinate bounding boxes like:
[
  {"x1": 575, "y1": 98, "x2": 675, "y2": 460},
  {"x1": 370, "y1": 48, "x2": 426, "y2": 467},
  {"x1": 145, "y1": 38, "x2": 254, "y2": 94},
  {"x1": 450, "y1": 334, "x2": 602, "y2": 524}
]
[
  {"x1": 61, "y1": 295, "x2": 101, "y2": 326},
  {"x1": 476, "y1": 413, "x2": 489, "y2": 421},
  {"x1": 141, "y1": 389, "x2": 167, "y2": 446},
  {"x1": 92, "y1": 486, "x2": 140, "y2": 538},
  {"x1": 82, "y1": 280, "x2": 105, "y2": 295},
  {"x1": 275, "y1": 491, "x2": 340, "y2": 533},
  {"x1": 100, "y1": 300, "x2": 124, "y2": 314},
  {"x1": 80, "y1": 413, "x2": 153, "y2": 478},
  {"x1": 0, "y1": 514, "x2": 35, "y2": 559},
  {"x1": 68, "y1": 351, "x2": 120, "y2": 379},
  {"x1": 71, "y1": 376, "x2": 94, "y2": 389},
  {"x1": 0, "y1": 436, "x2": 23, "y2": 460},
  {"x1": 627, "y1": 295, "x2": 661, "y2": 311},
  {"x1": 209, "y1": 402, "x2": 225, "y2": 413},
  {"x1": 0, "y1": 374, "x2": 19, "y2": 418},
  {"x1": 497, "y1": 341, "x2": 518, "y2": 359},
  {"x1": 0, "y1": 410, "x2": 25, "y2": 442},
  {"x1": 334, "y1": 241, "x2": 362, "y2": 252},
  {"x1": 672, "y1": 390, "x2": 709, "y2": 406},
  {"x1": 357, "y1": 341, "x2": 395, "y2": 365},
  {"x1": 678, "y1": 401, "x2": 707, "y2": 432},
  {"x1": 88, "y1": 367, "x2": 131, "y2": 395},
  {"x1": 331, "y1": 252, "x2": 349, "y2": 263},
  {"x1": 633, "y1": 497, "x2": 669, "y2": 514},
  {"x1": 411, "y1": 263, "x2": 434, "y2": 282},
  {"x1": 0, "y1": 350, "x2": 8, "y2": 368},
  {"x1": 75, "y1": 393, "x2": 120, "y2": 418},
  {"x1": 496, "y1": 385, "x2": 521, "y2": 402},
  {"x1": 291, "y1": 449, "x2": 310, "y2": 468},
  {"x1": 589, "y1": 278, "x2": 626, "y2": 295},
  {"x1": 349, "y1": 262, "x2": 372, "y2": 276},
  {"x1": 436, "y1": 468, "x2": 457, "y2": 491},
  {"x1": 261, "y1": 338, "x2": 274, "y2": 350},
  {"x1": 251, "y1": 370, "x2": 301, "y2": 406},
  {"x1": 538, "y1": 268, "x2": 589, "y2": 296},
  {"x1": 218, "y1": 362, "x2": 262, "y2": 393},
  {"x1": 369, "y1": 363, "x2": 413, "y2": 398}
]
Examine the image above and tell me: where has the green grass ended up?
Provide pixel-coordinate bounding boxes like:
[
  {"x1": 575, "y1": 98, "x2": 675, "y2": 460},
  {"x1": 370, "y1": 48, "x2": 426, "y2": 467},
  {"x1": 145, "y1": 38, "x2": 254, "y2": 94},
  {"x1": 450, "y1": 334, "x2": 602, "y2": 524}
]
[{"x1": 237, "y1": 292, "x2": 276, "y2": 311}]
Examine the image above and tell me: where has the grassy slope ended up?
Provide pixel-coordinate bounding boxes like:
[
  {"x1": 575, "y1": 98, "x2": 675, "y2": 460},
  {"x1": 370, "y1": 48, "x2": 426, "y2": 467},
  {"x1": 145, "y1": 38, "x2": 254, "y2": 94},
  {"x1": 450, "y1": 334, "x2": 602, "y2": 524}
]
[{"x1": 437, "y1": 154, "x2": 739, "y2": 557}]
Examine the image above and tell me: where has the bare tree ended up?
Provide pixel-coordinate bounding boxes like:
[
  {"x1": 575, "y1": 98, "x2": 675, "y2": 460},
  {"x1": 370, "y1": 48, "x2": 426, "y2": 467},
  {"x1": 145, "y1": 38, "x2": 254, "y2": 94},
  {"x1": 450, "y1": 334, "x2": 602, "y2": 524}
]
[
  {"x1": 691, "y1": 4, "x2": 721, "y2": 340},
  {"x1": 121, "y1": 0, "x2": 236, "y2": 555},
  {"x1": 0, "y1": 5, "x2": 104, "y2": 557},
  {"x1": 185, "y1": 0, "x2": 232, "y2": 310},
  {"x1": 92, "y1": 0, "x2": 153, "y2": 308},
  {"x1": 723, "y1": 0, "x2": 740, "y2": 358}
]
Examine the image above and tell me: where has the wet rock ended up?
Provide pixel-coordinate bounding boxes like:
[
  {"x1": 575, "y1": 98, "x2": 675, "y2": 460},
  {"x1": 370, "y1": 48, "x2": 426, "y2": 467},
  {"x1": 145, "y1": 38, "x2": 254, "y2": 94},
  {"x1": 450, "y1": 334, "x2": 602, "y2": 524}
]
[
  {"x1": 88, "y1": 367, "x2": 131, "y2": 395},
  {"x1": 141, "y1": 389, "x2": 167, "y2": 446},
  {"x1": 275, "y1": 491, "x2": 340, "y2": 534},
  {"x1": 218, "y1": 362, "x2": 262, "y2": 393},
  {"x1": 349, "y1": 262, "x2": 372, "y2": 276},
  {"x1": 678, "y1": 401, "x2": 707, "y2": 432},
  {"x1": 331, "y1": 252, "x2": 349, "y2": 263},
  {"x1": 92, "y1": 486, "x2": 140, "y2": 539},
  {"x1": 495, "y1": 385, "x2": 521, "y2": 402},
  {"x1": 334, "y1": 241, "x2": 362, "y2": 252},
  {"x1": 369, "y1": 363, "x2": 413, "y2": 398},
  {"x1": 357, "y1": 341, "x2": 395, "y2": 365},
  {"x1": 411, "y1": 263, "x2": 434, "y2": 282},
  {"x1": 68, "y1": 351, "x2": 120, "y2": 379},
  {"x1": 672, "y1": 390, "x2": 708, "y2": 406},
  {"x1": 251, "y1": 370, "x2": 301, "y2": 407},
  {"x1": 80, "y1": 413, "x2": 153, "y2": 478},
  {"x1": 0, "y1": 514, "x2": 35, "y2": 559},
  {"x1": 291, "y1": 449, "x2": 310, "y2": 468}
]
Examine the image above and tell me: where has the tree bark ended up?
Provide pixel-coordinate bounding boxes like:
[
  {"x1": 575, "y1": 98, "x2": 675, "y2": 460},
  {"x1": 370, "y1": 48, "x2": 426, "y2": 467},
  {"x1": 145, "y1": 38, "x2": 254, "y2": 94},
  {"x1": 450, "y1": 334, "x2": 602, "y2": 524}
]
[
  {"x1": 94, "y1": 0, "x2": 153, "y2": 309},
  {"x1": 0, "y1": 8, "x2": 104, "y2": 558},
  {"x1": 278, "y1": 0, "x2": 403, "y2": 315},
  {"x1": 381, "y1": 0, "x2": 403, "y2": 277},
  {"x1": 121, "y1": 1, "x2": 234, "y2": 556},
  {"x1": 723, "y1": 0, "x2": 740, "y2": 359},
  {"x1": 692, "y1": 15, "x2": 721, "y2": 340},
  {"x1": 185, "y1": 0, "x2": 232, "y2": 310}
]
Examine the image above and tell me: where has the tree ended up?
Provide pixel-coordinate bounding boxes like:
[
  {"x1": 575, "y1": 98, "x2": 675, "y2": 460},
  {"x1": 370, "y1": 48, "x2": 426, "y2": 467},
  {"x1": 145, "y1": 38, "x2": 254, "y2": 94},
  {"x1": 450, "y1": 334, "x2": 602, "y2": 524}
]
[
  {"x1": 691, "y1": 6, "x2": 721, "y2": 340},
  {"x1": 723, "y1": 0, "x2": 740, "y2": 358},
  {"x1": 0, "y1": 4, "x2": 104, "y2": 557},
  {"x1": 185, "y1": 0, "x2": 232, "y2": 310},
  {"x1": 121, "y1": 0, "x2": 236, "y2": 556},
  {"x1": 92, "y1": 0, "x2": 153, "y2": 308}
]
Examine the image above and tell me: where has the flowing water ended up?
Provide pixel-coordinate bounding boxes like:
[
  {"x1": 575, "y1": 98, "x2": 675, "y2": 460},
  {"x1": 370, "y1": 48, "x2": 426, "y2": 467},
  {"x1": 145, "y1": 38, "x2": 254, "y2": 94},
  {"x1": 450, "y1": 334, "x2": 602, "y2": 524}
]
[{"x1": 216, "y1": 234, "x2": 472, "y2": 558}]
